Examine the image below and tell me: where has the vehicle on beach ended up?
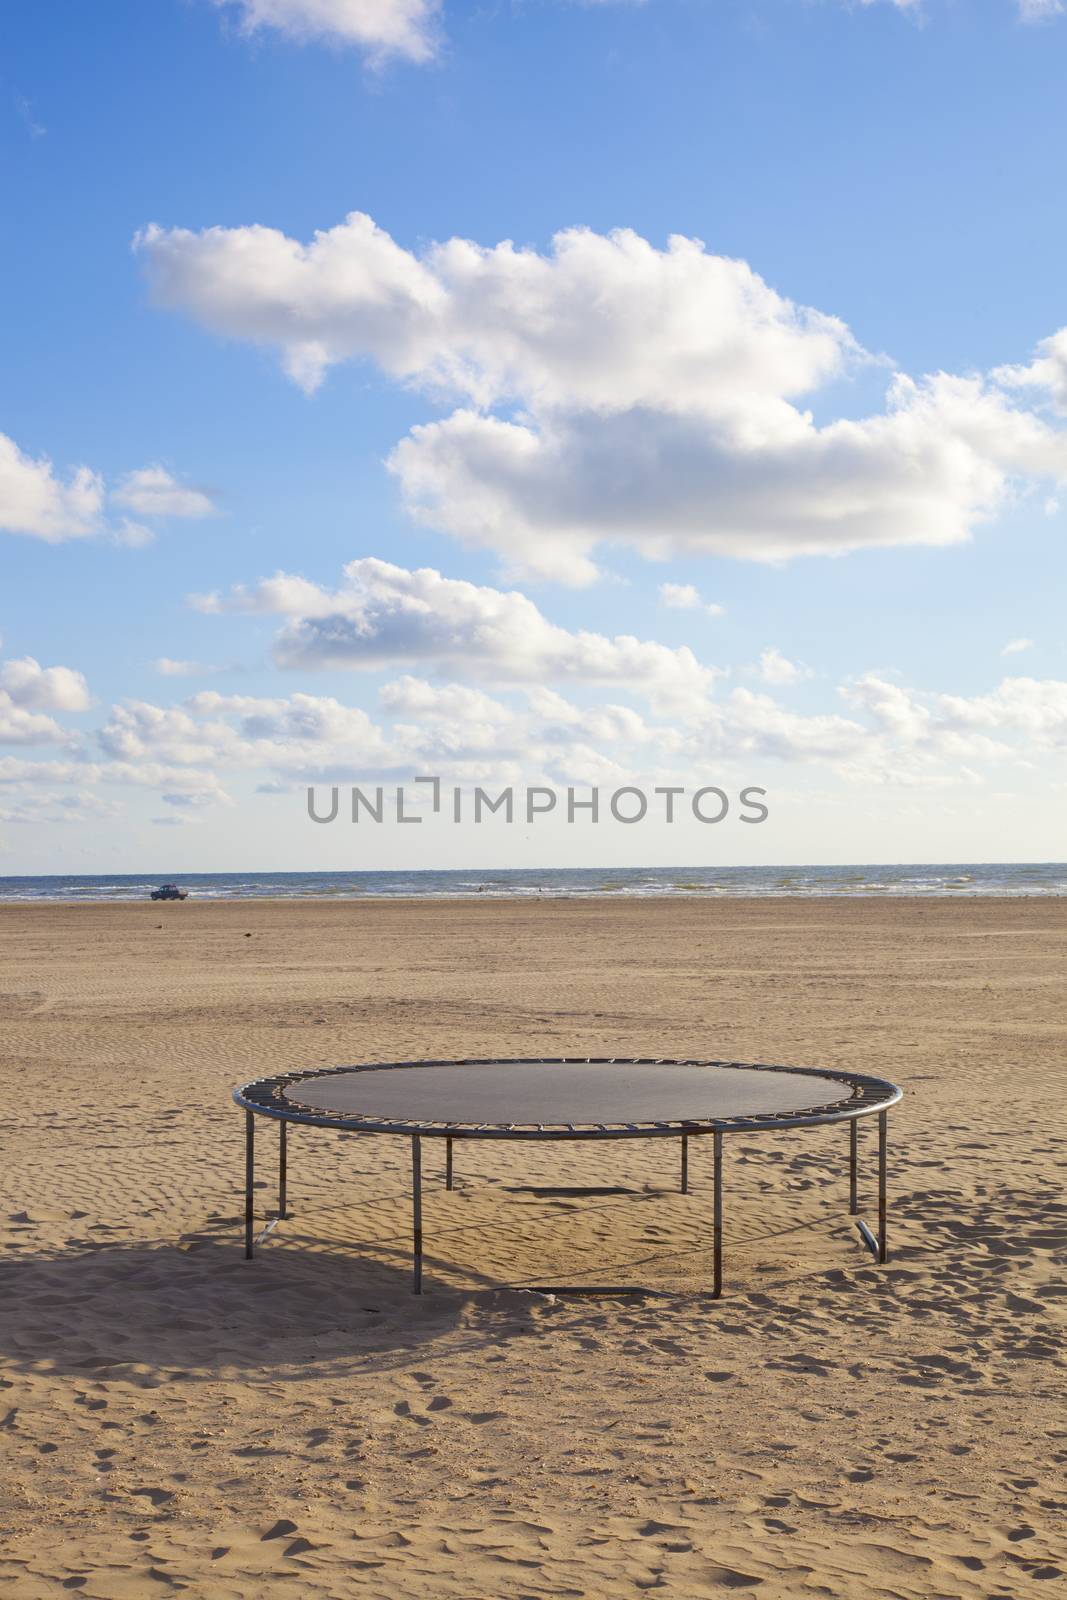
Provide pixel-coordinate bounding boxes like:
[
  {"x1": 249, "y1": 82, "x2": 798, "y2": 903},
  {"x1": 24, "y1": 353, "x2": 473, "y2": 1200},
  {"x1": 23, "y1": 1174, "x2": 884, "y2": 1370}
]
[{"x1": 150, "y1": 883, "x2": 188, "y2": 900}]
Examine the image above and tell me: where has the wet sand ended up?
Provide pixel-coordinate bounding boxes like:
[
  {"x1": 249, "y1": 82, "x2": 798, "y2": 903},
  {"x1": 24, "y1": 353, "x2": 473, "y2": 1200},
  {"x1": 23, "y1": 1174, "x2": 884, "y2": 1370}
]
[{"x1": 1, "y1": 896, "x2": 1064, "y2": 1598}]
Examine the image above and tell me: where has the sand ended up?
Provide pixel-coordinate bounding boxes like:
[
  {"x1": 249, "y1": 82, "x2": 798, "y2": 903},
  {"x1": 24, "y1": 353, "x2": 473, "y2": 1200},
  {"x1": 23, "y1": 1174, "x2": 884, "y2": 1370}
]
[{"x1": 0, "y1": 896, "x2": 1064, "y2": 1598}]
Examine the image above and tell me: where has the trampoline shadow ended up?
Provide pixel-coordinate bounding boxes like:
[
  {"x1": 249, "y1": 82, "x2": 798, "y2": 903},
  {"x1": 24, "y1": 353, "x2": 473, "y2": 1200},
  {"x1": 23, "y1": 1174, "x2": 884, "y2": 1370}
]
[
  {"x1": 504, "y1": 1185, "x2": 640, "y2": 1197},
  {"x1": 0, "y1": 1229, "x2": 477, "y2": 1383}
]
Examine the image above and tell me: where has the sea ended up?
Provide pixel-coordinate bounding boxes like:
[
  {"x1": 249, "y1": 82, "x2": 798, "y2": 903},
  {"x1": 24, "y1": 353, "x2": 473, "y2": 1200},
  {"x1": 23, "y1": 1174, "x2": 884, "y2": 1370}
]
[{"x1": 0, "y1": 863, "x2": 1063, "y2": 901}]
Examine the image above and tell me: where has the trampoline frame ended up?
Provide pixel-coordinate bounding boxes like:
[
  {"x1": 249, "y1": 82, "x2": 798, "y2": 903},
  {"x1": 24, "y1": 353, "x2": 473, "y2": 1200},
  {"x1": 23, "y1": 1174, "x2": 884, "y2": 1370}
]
[{"x1": 233, "y1": 1057, "x2": 902, "y2": 1295}]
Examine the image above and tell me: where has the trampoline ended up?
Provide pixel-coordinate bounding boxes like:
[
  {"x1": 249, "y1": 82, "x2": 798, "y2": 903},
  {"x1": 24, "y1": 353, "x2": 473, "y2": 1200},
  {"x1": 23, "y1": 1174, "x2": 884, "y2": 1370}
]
[{"x1": 233, "y1": 1058, "x2": 902, "y2": 1295}]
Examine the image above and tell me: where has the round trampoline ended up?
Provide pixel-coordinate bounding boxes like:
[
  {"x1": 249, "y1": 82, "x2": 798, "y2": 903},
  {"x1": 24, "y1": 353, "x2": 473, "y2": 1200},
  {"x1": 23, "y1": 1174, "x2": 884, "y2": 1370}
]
[{"x1": 234, "y1": 1058, "x2": 902, "y2": 1295}]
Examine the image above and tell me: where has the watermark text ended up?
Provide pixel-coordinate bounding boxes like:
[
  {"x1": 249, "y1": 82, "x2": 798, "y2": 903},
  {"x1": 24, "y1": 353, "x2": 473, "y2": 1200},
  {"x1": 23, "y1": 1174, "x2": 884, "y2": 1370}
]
[{"x1": 307, "y1": 780, "x2": 769, "y2": 826}]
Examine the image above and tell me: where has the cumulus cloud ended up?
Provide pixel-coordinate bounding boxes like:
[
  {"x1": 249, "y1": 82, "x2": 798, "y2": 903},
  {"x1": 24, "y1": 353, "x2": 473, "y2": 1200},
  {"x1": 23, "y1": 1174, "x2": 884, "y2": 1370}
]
[
  {"x1": 113, "y1": 467, "x2": 215, "y2": 520},
  {"x1": 0, "y1": 703, "x2": 67, "y2": 746},
  {"x1": 83, "y1": 666, "x2": 1038, "y2": 798},
  {"x1": 755, "y1": 647, "x2": 806, "y2": 687},
  {"x1": 994, "y1": 328, "x2": 1067, "y2": 412},
  {"x1": 196, "y1": 556, "x2": 717, "y2": 709},
  {"x1": 0, "y1": 430, "x2": 214, "y2": 546},
  {"x1": 137, "y1": 213, "x2": 1067, "y2": 582},
  {"x1": 0, "y1": 656, "x2": 91, "y2": 712},
  {"x1": 136, "y1": 214, "x2": 853, "y2": 408},
  {"x1": 0, "y1": 432, "x2": 103, "y2": 542},
  {"x1": 98, "y1": 691, "x2": 395, "y2": 782},
  {"x1": 658, "y1": 582, "x2": 725, "y2": 616},
  {"x1": 6, "y1": 651, "x2": 1044, "y2": 829},
  {"x1": 0, "y1": 653, "x2": 91, "y2": 746},
  {"x1": 837, "y1": 673, "x2": 1029, "y2": 766},
  {"x1": 0, "y1": 757, "x2": 91, "y2": 785},
  {"x1": 210, "y1": 0, "x2": 440, "y2": 65},
  {"x1": 388, "y1": 371, "x2": 1067, "y2": 581},
  {"x1": 716, "y1": 688, "x2": 865, "y2": 763},
  {"x1": 1001, "y1": 637, "x2": 1034, "y2": 656},
  {"x1": 930, "y1": 677, "x2": 1067, "y2": 746},
  {"x1": 379, "y1": 675, "x2": 513, "y2": 724}
]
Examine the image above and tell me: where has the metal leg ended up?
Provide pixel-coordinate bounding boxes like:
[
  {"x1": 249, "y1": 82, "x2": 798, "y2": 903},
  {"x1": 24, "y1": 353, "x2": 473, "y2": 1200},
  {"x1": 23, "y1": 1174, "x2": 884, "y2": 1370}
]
[
  {"x1": 278, "y1": 1121, "x2": 288, "y2": 1220},
  {"x1": 680, "y1": 1135, "x2": 689, "y2": 1194},
  {"x1": 712, "y1": 1129, "x2": 723, "y2": 1298},
  {"x1": 878, "y1": 1111, "x2": 888, "y2": 1264},
  {"x1": 412, "y1": 1136, "x2": 423, "y2": 1294},
  {"x1": 445, "y1": 1136, "x2": 453, "y2": 1192},
  {"x1": 849, "y1": 1119, "x2": 858, "y2": 1215},
  {"x1": 244, "y1": 1111, "x2": 255, "y2": 1259}
]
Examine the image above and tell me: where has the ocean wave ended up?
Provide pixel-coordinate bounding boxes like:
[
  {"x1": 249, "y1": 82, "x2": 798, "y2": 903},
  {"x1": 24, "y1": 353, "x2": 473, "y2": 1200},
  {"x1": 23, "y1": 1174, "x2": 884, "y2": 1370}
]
[{"x1": 1, "y1": 864, "x2": 1064, "y2": 902}]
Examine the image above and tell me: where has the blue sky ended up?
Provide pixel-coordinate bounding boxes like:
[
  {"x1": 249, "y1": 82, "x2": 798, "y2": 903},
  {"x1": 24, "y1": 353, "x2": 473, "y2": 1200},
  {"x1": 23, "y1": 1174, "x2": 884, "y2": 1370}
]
[{"x1": 2, "y1": 0, "x2": 1066, "y2": 871}]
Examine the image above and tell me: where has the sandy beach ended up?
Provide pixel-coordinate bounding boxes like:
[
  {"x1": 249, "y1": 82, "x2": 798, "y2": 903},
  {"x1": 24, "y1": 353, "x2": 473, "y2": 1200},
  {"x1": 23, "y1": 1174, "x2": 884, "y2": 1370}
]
[{"x1": 0, "y1": 896, "x2": 1064, "y2": 1598}]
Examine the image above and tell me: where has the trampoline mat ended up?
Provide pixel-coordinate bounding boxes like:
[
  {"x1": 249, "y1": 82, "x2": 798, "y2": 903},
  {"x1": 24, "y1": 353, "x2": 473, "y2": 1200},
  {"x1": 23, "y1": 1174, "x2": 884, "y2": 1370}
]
[{"x1": 281, "y1": 1060, "x2": 852, "y2": 1128}]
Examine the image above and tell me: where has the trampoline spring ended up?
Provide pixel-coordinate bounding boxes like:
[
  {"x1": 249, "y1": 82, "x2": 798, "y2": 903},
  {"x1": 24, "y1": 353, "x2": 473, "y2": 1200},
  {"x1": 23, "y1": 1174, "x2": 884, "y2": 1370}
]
[{"x1": 856, "y1": 1220, "x2": 880, "y2": 1260}]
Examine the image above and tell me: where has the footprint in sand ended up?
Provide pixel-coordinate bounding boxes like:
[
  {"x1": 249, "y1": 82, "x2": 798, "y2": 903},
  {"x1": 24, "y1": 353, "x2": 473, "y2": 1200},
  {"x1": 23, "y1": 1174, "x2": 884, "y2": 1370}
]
[
  {"x1": 130, "y1": 1487, "x2": 175, "y2": 1507},
  {"x1": 261, "y1": 1519, "x2": 298, "y2": 1541},
  {"x1": 284, "y1": 1538, "x2": 316, "y2": 1556}
]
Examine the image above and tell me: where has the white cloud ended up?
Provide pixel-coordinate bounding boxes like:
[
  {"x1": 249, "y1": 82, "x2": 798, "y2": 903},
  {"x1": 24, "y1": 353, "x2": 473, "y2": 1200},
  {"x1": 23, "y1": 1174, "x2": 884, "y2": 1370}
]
[
  {"x1": 111, "y1": 519, "x2": 156, "y2": 549},
  {"x1": 862, "y1": 0, "x2": 1062, "y2": 20},
  {"x1": 0, "y1": 654, "x2": 90, "y2": 745},
  {"x1": 387, "y1": 371, "x2": 1066, "y2": 581},
  {"x1": 0, "y1": 757, "x2": 91, "y2": 785},
  {"x1": 1014, "y1": 0, "x2": 1064, "y2": 21},
  {"x1": 0, "y1": 431, "x2": 214, "y2": 546},
  {"x1": 113, "y1": 466, "x2": 215, "y2": 520},
  {"x1": 995, "y1": 327, "x2": 1067, "y2": 411},
  {"x1": 137, "y1": 213, "x2": 1067, "y2": 583},
  {"x1": 208, "y1": 0, "x2": 1060, "y2": 74},
  {"x1": 842, "y1": 673, "x2": 932, "y2": 743},
  {"x1": 197, "y1": 556, "x2": 717, "y2": 710},
  {"x1": 153, "y1": 657, "x2": 220, "y2": 677},
  {"x1": 379, "y1": 676, "x2": 513, "y2": 723},
  {"x1": 931, "y1": 677, "x2": 1067, "y2": 746},
  {"x1": 0, "y1": 791, "x2": 119, "y2": 826},
  {"x1": 102, "y1": 760, "x2": 233, "y2": 798},
  {"x1": 98, "y1": 691, "x2": 395, "y2": 783},
  {"x1": 0, "y1": 432, "x2": 103, "y2": 542},
  {"x1": 716, "y1": 688, "x2": 866, "y2": 763},
  {"x1": 0, "y1": 704, "x2": 68, "y2": 746},
  {"x1": 837, "y1": 672, "x2": 1067, "y2": 762},
  {"x1": 27, "y1": 654, "x2": 1058, "y2": 830},
  {"x1": 0, "y1": 657, "x2": 91, "y2": 712},
  {"x1": 210, "y1": 0, "x2": 440, "y2": 64},
  {"x1": 136, "y1": 214, "x2": 854, "y2": 409},
  {"x1": 1001, "y1": 637, "x2": 1034, "y2": 656},
  {"x1": 528, "y1": 687, "x2": 662, "y2": 750},
  {"x1": 658, "y1": 582, "x2": 725, "y2": 617},
  {"x1": 755, "y1": 647, "x2": 805, "y2": 687}
]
